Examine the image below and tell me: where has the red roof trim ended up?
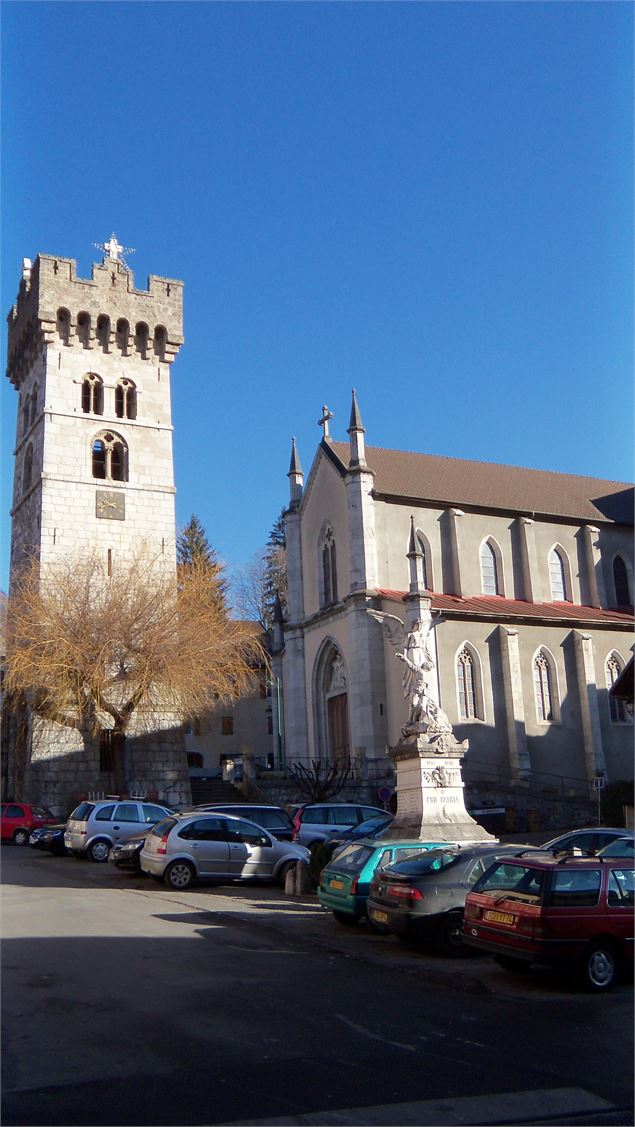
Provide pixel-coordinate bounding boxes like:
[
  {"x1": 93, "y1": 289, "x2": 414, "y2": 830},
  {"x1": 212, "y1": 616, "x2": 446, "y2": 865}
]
[{"x1": 374, "y1": 589, "x2": 634, "y2": 625}]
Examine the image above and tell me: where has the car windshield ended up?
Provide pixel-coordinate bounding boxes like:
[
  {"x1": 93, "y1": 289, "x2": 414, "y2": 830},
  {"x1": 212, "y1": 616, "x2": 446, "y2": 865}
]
[
  {"x1": 474, "y1": 861, "x2": 546, "y2": 902},
  {"x1": 599, "y1": 839, "x2": 635, "y2": 857},
  {"x1": 327, "y1": 844, "x2": 375, "y2": 873},
  {"x1": 381, "y1": 849, "x2": 461, "y2": 877},
  {"x1": 149, "y1": 817, "x2": 177, "y2": 837},
  {"x1": 31, "y1": 806, "x2": 55, "y2": 819},
  {"x1": 352, "y1": 817, "x2": 391, "y2": 837}
]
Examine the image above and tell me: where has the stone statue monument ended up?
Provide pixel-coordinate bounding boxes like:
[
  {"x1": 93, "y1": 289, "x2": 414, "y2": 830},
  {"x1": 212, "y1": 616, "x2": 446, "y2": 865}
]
[{"x1": 370, "y1": 597, "x2": 494, "y2": 843}]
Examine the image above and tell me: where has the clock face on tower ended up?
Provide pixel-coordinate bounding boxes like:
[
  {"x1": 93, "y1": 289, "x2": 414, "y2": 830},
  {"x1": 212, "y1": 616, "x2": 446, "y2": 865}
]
[{"x1": 95, "y1": 490, "x2": 125, "y2": 520}]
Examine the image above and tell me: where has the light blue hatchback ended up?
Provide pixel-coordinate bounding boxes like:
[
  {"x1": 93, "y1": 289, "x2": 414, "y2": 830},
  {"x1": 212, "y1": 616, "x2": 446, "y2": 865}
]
[{"x1": 318, "y1": 838, "x2": 447, "y2": 925}]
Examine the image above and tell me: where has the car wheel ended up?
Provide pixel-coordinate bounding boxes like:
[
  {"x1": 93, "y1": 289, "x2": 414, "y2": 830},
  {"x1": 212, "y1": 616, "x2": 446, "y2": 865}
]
[
  {"x1": 332, "y1": 910, "x2": 361, "y2": 926},
  {"x1": 87, "y1": 838, "x2": 111, "y2": 863},
  {"x1": 582, "y1": 942, "x2": 618, "y2": 992},
  {"x1": 164, "y1": 860, "x2": 195, "y2": 890},
  {"x1": 13, "y1": 828, "x2": 30, "y2": 846},
  {"x1": 495, "y1": 955, "x2": 531, "y2": 974},
  {"x1": 434, "y1": 912, "x2": 467, "y2": 957},
  {"x1": 277, "y1": 861, "x2": 296, "y2": 887}
]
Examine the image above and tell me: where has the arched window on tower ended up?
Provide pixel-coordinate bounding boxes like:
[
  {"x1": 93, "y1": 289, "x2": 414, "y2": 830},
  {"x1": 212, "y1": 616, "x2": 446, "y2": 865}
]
[
  {"x1": 135, "y1": 322, "x2": 149, "y2": 359},
  {"x1": 22, "y1": 444, "x2": 33, "y2": 493},
  {"x1": 56, "y1": 307, "x2": 71, "y2": 345},
  {"x1": 320, "y1": 527, "x2": 338, "y2": 607},
  {"x1": 606, "y1": 652, "x2": 630, "y2": 724},
  {"x1": 612, "y1": 555, "x2": 632, "y2": 608},
  {"x1": 81, "y1": 374, "x2": 104, "y2": 415},
  {"x1": 29, "y1": 384, "x2": 38, "y2": 426},
  {"x1": 115, "y1": 378, "x2": 137, "y2": 420},
  {"x1": 153, "y1": 325, "x2": 167, "y2": 360},
  {"x1": 480, "y1": 539, "x2": 501, "y2": 595},
  {"x1": 116, "y1": 319, "x2": 130, "y2": 355},
  {"x1": 533, "y1": 648, "x2": 559, "y2": 722},
  {"x1": 548, "y1": 547, "x2": 568, "y2": 601},
  {"x1": 96, "y1": 314, "x2": 110, "y2": 352},
  {"x1": 77, "y1": 311, "x2": 91, "y2": 348},
  {"x1": 92, "y1": 431, "x2": 128, "y2": 482}
]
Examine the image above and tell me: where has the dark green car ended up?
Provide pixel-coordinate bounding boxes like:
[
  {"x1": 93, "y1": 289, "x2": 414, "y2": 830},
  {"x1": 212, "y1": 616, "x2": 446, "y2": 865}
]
[{"x1": 318, "y1": 837, "x2": 446, "y2": 925}]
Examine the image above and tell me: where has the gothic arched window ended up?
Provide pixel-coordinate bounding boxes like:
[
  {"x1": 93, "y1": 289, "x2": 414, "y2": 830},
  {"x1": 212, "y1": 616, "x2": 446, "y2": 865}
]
[
  {"x1": 22, "y1": 444, "x2": 33, "y2": 493},
  {"x1": 548, "y1": 547, "x2": 568, "y2": 601},
  {"x1": 456, "y1": 644, "x2": 484, "y2": 721},
  {"x1": 81, "y1": 374, "x2": 104, "y2": 415},
  {"x1": 480, "y1": 540, "x2": 501, "y2": 596},
  {"x1": 534, "y1": 649, "x2": 558, "y2": 722},
  {"x1": 613, "y1": 556, "x2": 632, "y2": 607},
  {"x1": 320, "y1": 527, "x2": 338, "y2": 607},
  {"x1": 115, "y1": 378, "x2": 137, "y2": 420},
  {"x1": 606, "y1": 653, "x2": 630, "y2": 724},
  {"x1": 92, "y1": 431, "x2": 128, "y2": 482}
]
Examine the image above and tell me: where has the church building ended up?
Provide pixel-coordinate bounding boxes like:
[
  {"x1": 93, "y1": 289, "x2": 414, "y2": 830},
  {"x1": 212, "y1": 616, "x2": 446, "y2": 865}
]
[{"x1": 276, "y1": 392, "x2": 634, "y2": 816}]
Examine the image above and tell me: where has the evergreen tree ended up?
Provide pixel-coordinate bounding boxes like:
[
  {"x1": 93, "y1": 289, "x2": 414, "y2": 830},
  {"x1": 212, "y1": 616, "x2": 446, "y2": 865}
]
[
  {"x1": 177, "y1": 515, "x2": 228, "y2": 611},
  {"x1": 263, "y1": 509, "x2": 287, "y2": 626}
]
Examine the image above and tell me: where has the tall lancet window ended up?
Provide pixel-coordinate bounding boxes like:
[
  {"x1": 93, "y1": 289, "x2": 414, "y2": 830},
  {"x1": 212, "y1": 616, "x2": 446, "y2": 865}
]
[
  {"x1": 416, "y1": 535, "x2": 429, "y2": 591},
  {"x1": 534, "y1": 649, "x2": 556, "y2": 722},
  {"x1": 480, "y1": 540, "x2": 500, "y2": 595},
  {"x1": 606, "y1": 654, "x2": 629, "y2": 723},
  {"x1": 548, "y1": 548, "x2": 568, "y2": 601},
  {"x1": 613, "y1": 556, "x2": 631, "y2": 607},
  {"x1": 457, "y1": 649, "x2": 476, "y2": 719},
  {"x1": 320, "y1": 527, "x2": 338, "y2": 607}
]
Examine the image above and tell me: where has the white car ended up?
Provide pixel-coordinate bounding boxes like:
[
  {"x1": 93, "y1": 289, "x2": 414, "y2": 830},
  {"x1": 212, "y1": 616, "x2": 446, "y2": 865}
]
[
  {"x1": 65, "y1": 798, "x2": 175, "y2": 862},
  {"x1": 140, "y1": 811, "x2": 310, "y2": 890}
]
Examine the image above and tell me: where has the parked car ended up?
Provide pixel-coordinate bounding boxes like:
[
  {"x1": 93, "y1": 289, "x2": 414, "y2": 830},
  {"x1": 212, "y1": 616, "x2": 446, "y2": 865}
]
[
  {"x1": 108, "y1": 833, "x2": 146, "y2": 871},
  {"x1": 1, "y1": 802, "x2": 58, "y2": 846},
  {"x1": 65, "y1": 799, "x2": 175, "y2": 862},
  {"x1": 463, "y1": 852, "x2": 635, "y2": 990},
  {"x1": 366, "y1": 844, "x2": 528, "y2": 955},
  {"x1": 538, "y1": 827, "x2": 634, "y2": 856},
  {"x1": 28, "y1": 824, "x2": 68, "y2": 855},
  {"x1": 327, "y1": 814, "x2": 395, "y2": 860},
  {"x1": 292, "y1": 802, "x2": 388, "y2": 848},
  {"x1": 318, "y1": 837, "x2": 447, "y2": 926},
  {"x1": 188, "y1": 804, "x2": 295, "y2": 841},
  {"x1": 140, "y1": 811, "x2": 310, "y2": 890}
]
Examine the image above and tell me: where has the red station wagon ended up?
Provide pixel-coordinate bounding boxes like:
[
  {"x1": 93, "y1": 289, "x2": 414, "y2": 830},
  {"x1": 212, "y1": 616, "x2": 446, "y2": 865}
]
[
  {"x1": 463, "y1": 853, "x2": 634, "y2": 991},
  {"x1": 0, "y1": 802, "x2": 58, "y2": 847}
]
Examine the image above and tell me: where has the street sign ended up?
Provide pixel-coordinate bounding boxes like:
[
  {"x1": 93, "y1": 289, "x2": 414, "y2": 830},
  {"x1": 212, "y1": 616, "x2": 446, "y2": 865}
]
[
  {"x1": 593, "y1": 776, "x2": 605, "y2": 790},
  {"x1": 378, "y1": 786, "x2": 393, "y2": 802}
]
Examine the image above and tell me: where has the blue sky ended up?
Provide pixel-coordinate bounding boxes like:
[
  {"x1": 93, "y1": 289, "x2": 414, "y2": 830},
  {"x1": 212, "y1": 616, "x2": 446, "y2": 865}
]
[{"x1": 2, "y1": 1, "x2": 632, "y2": 593}]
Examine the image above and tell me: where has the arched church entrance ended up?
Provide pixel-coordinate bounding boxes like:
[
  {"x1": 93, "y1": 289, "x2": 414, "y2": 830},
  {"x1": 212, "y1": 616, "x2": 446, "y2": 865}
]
[{"x1": 314, "y1": 641, "x2": 351, "y2": 770}]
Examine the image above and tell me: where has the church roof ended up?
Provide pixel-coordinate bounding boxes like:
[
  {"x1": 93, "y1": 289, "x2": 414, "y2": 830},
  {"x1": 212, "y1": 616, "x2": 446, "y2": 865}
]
[
  {"x1": 376, "y1": 589, "x2": 634, "y2": 627},
  {"x1": 327, "y1": 441, "x2": 633, "y2": 525}
]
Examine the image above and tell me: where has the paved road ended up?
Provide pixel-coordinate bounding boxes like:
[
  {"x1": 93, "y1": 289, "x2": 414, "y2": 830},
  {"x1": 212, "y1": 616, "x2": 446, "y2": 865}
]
[{"x1": 1, "y1": 847, "x2": 633, "y2": 1126}]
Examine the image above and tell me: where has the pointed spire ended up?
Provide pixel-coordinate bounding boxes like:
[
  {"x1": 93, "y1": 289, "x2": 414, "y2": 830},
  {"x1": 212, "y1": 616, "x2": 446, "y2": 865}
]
[
  {"x1": 287, "y1": 436, "x2": 303, "y2": 507},
  {"x1": 347, "y1": 388, "x2": 367, "y2": 468},
  {"x1": 348, "y1": 388, "x2": 365, "y2": 434}
]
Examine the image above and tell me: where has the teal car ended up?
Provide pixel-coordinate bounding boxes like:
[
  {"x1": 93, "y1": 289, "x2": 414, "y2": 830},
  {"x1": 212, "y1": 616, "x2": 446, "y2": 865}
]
[{"x1": 318, "y1": 838, "x2": 447, "y2": 925}]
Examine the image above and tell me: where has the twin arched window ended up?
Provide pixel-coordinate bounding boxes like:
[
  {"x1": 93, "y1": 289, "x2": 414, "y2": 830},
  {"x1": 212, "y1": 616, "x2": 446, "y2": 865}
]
[
  {"x1": 82, "y1": 374, "x2": 104, "y2": 415},
  {"x1": 320, "y1": 527, "x2": 338, "y2": 607},
  {"x1": 92, "y1": 431, "x2": 127, "y2": 481},
  {"x1": 115, "y1": 378, "x2": 137, "y2": 420}
]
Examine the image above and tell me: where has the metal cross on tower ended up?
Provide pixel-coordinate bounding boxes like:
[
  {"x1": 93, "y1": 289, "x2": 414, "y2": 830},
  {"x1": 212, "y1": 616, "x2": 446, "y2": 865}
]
[{"x1": 93, "y1": 232, "x2": 136, "y2": 269}]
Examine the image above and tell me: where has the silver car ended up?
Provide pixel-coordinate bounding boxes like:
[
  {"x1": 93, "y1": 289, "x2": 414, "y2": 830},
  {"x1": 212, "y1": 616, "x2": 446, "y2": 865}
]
[
  {"x1": 65, "y1": 799, "x2": 175, "y2": 862},
  {"x1": 140, "y1": 811, "x2": 310, "y2": 890}
]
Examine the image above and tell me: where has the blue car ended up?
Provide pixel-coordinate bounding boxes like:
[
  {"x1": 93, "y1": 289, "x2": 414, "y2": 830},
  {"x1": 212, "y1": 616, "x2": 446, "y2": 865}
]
[{"x1": 318, "y1": 837, "x2": 446, "y2": 925}]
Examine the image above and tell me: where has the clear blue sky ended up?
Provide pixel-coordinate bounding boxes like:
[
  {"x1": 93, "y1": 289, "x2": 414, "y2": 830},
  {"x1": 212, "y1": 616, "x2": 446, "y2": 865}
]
[{"x1": 2, "y1": 1, "x2": 632, "y2": 593}]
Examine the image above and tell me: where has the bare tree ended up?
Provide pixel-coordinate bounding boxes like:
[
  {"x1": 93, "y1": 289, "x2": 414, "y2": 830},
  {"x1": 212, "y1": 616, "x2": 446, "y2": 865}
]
[
  {"x1": 5, "y1": 551, "x2": 265, "y2": 792},
  {"x1": 232, "y1": 511, "x2": 287, "y2": 631},
  {"x1": 288, "y1": 759, "x2": 351, "y2": 803}
]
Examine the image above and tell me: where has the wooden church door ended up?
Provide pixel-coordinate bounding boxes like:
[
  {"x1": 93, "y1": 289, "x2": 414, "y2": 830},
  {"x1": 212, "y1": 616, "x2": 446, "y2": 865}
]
[{"x1": 327, "y1": 693, "x2": 350, "y2": 770}]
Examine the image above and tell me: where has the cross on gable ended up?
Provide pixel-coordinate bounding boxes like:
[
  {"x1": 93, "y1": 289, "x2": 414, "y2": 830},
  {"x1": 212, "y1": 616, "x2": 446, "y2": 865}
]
[{"x1": 318, "y1": 404, "x2": 334, "y2": 439}]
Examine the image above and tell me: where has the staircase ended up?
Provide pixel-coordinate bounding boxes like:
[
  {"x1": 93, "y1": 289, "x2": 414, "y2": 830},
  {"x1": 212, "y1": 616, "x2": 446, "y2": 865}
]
[{"x1": 190, "y1": 778, "x2": 243, "y2": 805}]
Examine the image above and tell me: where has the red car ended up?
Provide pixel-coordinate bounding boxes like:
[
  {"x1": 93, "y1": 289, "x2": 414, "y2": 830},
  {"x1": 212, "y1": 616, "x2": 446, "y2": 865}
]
[
  {"x1": 0, "y1": 802, "x2": 58, "y2": 846},
  {"x1": 463, "y1": 852, "x2": 634, "y2": 991}
]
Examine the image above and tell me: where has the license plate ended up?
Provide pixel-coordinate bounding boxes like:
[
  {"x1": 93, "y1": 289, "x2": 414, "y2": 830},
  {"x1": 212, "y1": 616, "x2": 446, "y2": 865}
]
[
  {"x1": 370, "y1": 909, "x2": 389, "y2": 924},
  {"x1": 329, "y1": 879, "x2": 344, "y2": 890},
  {"x1": 484, "y1": 909, "x2": 515, "y2": 925}
]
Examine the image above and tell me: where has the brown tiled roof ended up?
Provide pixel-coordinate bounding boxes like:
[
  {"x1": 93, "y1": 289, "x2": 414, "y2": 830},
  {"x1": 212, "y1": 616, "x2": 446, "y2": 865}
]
[
  {"x1": 376, "y1": 589, "x2": 635, "y2": 627},
  {"x1": 327, "y1": 441, "x2": 633, "y2": 524}
]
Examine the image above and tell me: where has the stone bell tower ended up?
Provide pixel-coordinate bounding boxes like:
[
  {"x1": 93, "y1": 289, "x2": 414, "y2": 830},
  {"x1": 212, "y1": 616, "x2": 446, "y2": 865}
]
[{"x1": 4, "y1": 236, "x2": 191, "y2": 811}]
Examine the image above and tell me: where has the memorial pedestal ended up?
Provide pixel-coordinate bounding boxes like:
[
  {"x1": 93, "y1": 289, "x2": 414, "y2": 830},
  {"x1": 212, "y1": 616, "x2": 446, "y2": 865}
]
[{"x1": 387, "y1": 729, "x2": 496, "y2": 843}]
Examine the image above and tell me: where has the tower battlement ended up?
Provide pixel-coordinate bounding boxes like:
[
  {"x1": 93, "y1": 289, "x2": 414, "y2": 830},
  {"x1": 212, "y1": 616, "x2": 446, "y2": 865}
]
[{"x1": 7, "y1": 253, "x2": 184, "y2": 388}]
